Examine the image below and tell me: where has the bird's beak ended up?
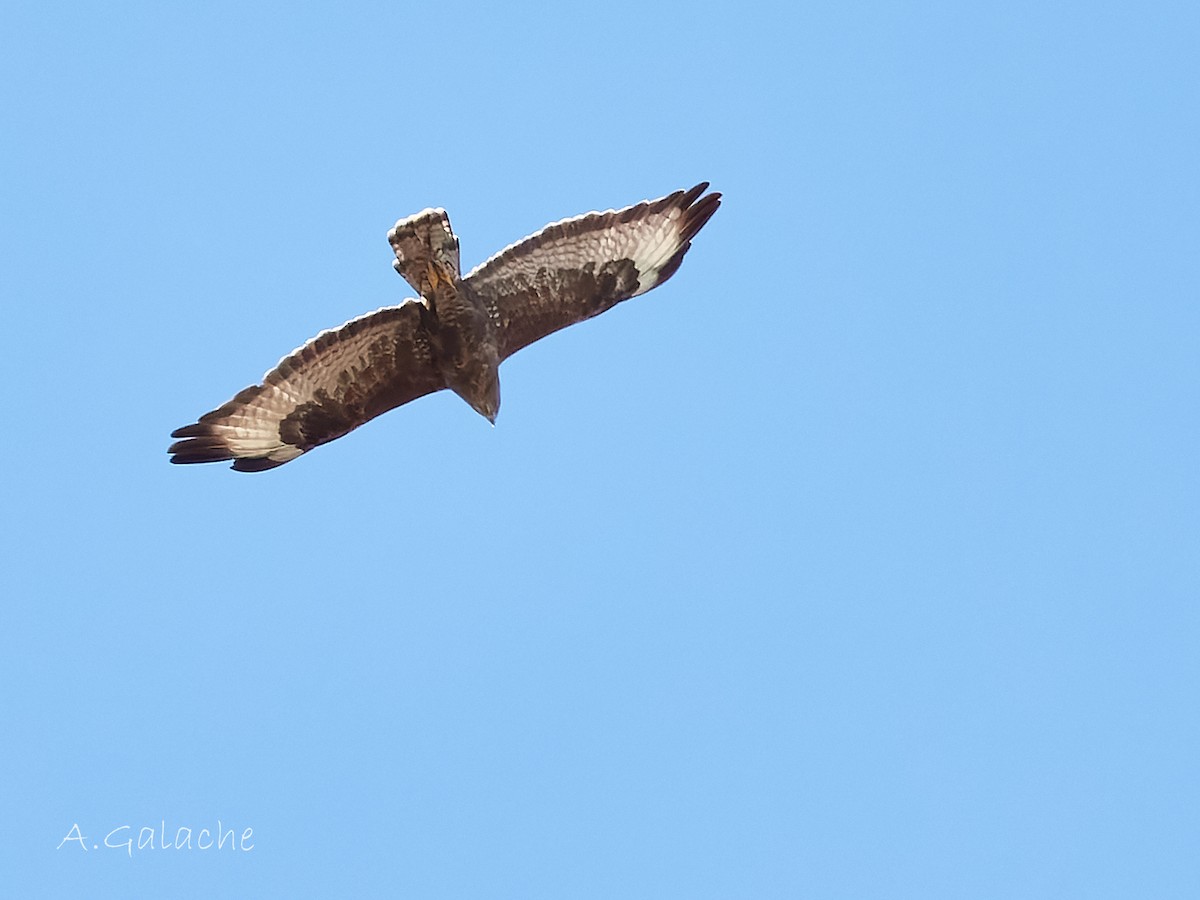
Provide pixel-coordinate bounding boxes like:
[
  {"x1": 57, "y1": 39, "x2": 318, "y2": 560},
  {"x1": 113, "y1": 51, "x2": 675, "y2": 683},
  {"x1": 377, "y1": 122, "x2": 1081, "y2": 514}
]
[{"x1": 425, "y1": 261, "x2": 441, "y2": 290}]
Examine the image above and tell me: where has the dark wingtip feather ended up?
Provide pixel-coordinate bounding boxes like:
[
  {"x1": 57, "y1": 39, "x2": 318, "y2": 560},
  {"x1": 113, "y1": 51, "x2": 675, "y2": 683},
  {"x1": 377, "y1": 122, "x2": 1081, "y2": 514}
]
[
  {"x1": 679, "y1": 188, "x2": 721, "y2": 244},
  {"x1": 168, "y1": 436, "x2": 235, "y2": 464},
  {"x1": 169, "y1": 436, "x2": 286, "y2": 472},
  {"x1": 648, "y1": 184, "x2": 721, "y2": 289},
  {"x1": 170, "y1": 422, "x2": 215, "y2": 439},
  {"x1": 680, "y1": 182, "x2": 710, "y2": 207},
  {"x1": 232, "y1": 457, "x2": 287, "y2": 473}
]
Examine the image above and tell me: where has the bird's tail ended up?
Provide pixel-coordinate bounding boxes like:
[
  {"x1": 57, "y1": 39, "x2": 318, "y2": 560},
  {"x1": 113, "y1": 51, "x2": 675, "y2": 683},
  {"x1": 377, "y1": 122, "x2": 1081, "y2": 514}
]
[{"x1": 387, "y1": 208, "x2": 462, "y2": 297}]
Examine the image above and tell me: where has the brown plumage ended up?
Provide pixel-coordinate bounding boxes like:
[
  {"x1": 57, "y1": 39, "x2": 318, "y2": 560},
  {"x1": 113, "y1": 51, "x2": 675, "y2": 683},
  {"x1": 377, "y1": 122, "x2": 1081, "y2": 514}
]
[{"x1": 169, "y1": 183, "x2": 720, "y2": 471}]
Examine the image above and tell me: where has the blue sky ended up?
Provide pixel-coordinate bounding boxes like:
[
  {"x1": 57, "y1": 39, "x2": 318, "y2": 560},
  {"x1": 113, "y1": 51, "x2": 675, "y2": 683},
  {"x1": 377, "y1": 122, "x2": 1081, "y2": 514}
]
[{"x1": 3, "y1": 1, "x2": 1197, "y2": 896}]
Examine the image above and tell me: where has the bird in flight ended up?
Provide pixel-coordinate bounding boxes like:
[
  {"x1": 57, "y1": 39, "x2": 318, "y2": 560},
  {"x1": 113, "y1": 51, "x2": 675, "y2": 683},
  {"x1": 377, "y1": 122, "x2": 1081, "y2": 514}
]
[{"x1": 169, "y1": 183, "x2": 720, "y2": 471}]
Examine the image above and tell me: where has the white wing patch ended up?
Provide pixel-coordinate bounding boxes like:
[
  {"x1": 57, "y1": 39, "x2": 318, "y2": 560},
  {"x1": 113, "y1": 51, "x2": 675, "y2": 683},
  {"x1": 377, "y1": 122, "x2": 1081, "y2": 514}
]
[{"x1": 467, "y1": 200, "x2": 689, "y2": 294}]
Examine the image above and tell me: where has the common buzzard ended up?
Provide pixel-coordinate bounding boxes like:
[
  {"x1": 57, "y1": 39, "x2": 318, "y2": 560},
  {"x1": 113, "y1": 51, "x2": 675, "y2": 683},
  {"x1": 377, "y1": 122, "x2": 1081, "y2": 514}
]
[{"x1": 169, "y1": 183, "x2": 720, "y2": 471}]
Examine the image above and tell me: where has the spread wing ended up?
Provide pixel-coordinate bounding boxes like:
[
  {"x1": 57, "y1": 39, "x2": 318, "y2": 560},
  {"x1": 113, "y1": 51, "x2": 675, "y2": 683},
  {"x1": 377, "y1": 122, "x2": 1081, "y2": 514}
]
[
  {"x1": 169, "y1": 300, "x2": 444, "y2": 471},
  {"x1": 466, "y1": 183, "x2": 720, "y2": 361}
]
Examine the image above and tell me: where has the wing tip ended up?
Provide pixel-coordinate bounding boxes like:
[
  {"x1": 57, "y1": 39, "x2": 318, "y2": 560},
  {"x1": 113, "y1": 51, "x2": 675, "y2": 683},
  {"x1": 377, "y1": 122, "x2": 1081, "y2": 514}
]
[
  {"x1": 231, "y1": 456, "x2": 288, "y2": 472},
  {"x1": 168, "y1": 443, "x2": 234, "y2": 466},
  {"x1": 636, "y1": 182, "x2": 720, "y2": 291},
  {"x1": 170, "y1": 422, "x2": 212, "y2": 439},
  {"x1": 169, "y1": 426, "x2": 297, "y2": 472},
  {"x1": 680, "y1": 181, "x2": 710, "y2": 205},
  {"x1": 168, "y1": 443, "x2": 292, "y2": 472},
  {"x1": 679, "y1": 185, "x2": 721, "y2": 243}
]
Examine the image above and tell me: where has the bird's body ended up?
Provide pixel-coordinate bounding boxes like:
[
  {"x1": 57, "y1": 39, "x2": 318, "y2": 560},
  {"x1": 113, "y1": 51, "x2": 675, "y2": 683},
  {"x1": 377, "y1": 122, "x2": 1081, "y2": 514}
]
[
  {"x1": 170, "y1": 183, "x2": 720, "y2": 471},
  {"x1": 389, "y1": 208, "x2": 501, "y2": 422}
]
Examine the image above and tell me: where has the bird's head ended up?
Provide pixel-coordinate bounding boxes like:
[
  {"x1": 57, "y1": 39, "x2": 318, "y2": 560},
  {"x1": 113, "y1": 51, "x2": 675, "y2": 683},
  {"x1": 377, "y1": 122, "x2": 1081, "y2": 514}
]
[
  {"x1": 474, "y1": 368, "x2": 500, "y2": 425},
  {"x1": 456, "y1": 361, "x2": 500, "y2": 425}
]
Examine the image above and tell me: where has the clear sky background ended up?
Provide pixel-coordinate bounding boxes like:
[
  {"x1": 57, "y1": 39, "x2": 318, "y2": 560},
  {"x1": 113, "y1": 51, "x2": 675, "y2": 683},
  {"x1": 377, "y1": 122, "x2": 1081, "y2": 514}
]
[{"x1": 2, "y1": 1, "x2": 1197, "y2": 897}]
